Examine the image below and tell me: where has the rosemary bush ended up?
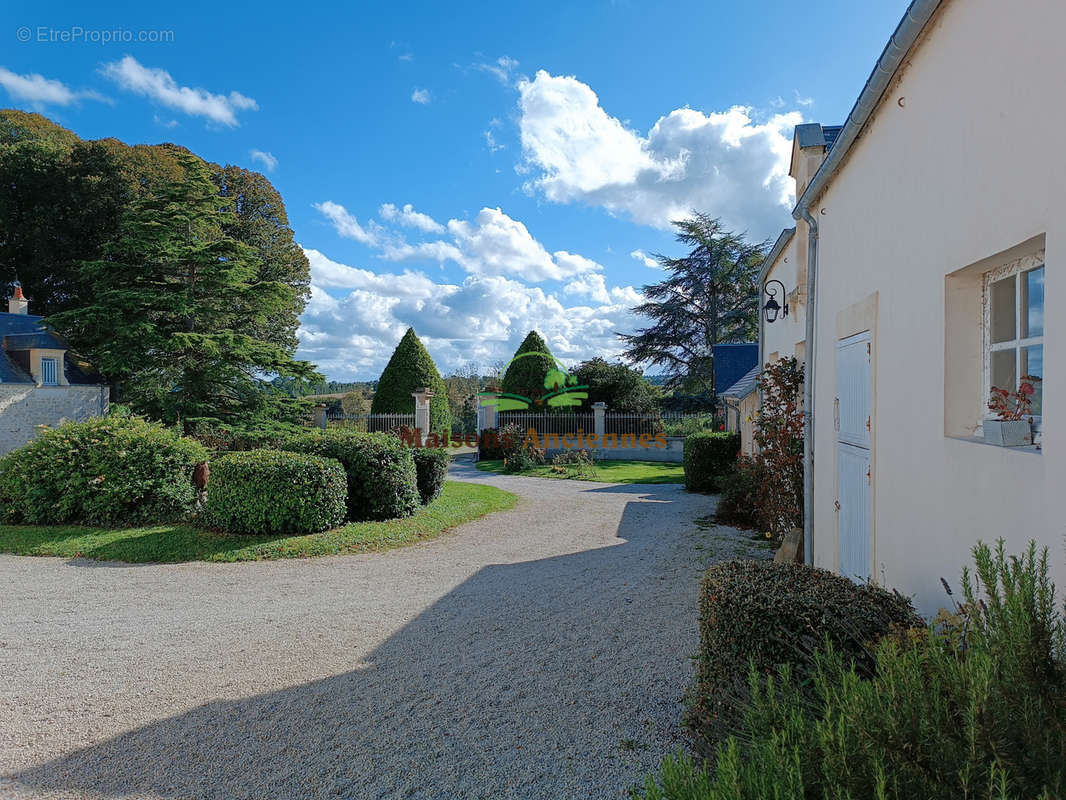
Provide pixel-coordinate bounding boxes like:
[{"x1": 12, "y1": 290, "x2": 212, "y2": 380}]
[{"x1": 636, "y1": 540, "x2": 1066, "y2": 800}]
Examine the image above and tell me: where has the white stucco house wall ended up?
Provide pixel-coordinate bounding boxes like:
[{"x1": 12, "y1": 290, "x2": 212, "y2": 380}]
[
  {"x1": 760, "y1": 124, "x2": 841, "y2": 373},
  {"x1": 0, "y1": 285, "x2": 109, "y2": 454},
  {"x1": 788, "y1": 0, "x2": 1062, "y2": 615}
]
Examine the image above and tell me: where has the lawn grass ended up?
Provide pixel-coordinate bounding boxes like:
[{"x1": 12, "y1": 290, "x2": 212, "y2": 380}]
[
  {"x1": 475, "y1": 459, "x2": 685, "y2": 484},
  {"x1": 0, "y1": 481, "x2": 516, "y2": 564}
]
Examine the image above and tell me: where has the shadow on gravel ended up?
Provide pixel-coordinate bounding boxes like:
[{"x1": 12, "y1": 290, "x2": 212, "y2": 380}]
[{"x1": 9, "y1": 485, "x2": 714, "y2": 800}]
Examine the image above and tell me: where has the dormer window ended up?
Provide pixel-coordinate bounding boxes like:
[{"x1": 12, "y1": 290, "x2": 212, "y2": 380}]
[{"x1": 40, "y1": 357, "x2": 58, "y2": 386}]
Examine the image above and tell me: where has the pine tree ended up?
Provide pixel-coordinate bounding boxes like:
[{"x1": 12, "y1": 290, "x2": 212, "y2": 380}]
[
  {"x1": 49, "y1": 152, "x2": 317, "y2": 429},
  {"x1": 621, "y1": 213, "x2": 764, "y2": 396},
  {"x1": 370, "y1": 328, "x2": 450, "y2": 430},
  {"x1": 500, "y1": 331, "x2": 557, "y2": 404}
]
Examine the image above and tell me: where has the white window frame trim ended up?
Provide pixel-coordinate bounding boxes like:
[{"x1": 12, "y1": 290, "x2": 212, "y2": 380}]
[{"x1": 981, "y1": 250, "x2": 1044, "y2": 438}]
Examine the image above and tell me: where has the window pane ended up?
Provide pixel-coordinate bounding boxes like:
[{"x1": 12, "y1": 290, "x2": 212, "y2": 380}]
[
  {"x1": 1023, "y1": 265, "x2": 1044, "y2": 338},
  {"x1": 1022, "y1": 344, "x2": 1043, "y2": 416},
  {"x1": 991, "y1": 349, "x2": 1016, "y2": 394},
  {"x1": 990, "y1": 276, "x2": 1016, "y2": 343}
]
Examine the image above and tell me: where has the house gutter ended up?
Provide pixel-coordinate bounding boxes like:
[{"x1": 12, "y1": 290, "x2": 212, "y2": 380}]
[{"x1": 791, "y1": 0, "x2": 945, "y2": 567}]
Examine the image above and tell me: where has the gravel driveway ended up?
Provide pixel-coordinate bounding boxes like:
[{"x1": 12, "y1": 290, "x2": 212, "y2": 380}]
[{"x1": 0, "y1": 458, "x2": 768, "y2": 800}]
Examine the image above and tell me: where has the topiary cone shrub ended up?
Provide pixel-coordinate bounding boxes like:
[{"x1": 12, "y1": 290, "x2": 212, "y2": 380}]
[
  {"x1": 204, "y1": 450, "x2": 347, "y2": 535},
  {"x1": 687, "y1": 559, "x2": 920, "y2": 755},
  {"x1": 0, "y1": 415, "x2": 208, "y2": 525},
  {"x1": 283, "y1": 430, "x2": 419, "y2": 521},
  {"x1": 500, "y1": 330, "x2": 555, "y2": 402},
  {"x1": 683, "y1": 431, "x2": 740, "y2": 492},
  {"x1": 370, "y1": 327, "x2": 450, "y2": 431}
]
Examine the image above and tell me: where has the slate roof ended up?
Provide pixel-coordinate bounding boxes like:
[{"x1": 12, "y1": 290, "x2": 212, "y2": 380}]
[
  {"x1": 795, "y1": 122, "x2": 844, "y2": 151},
  {"x1": 712, "y1": 343, "x2": 759, "y2": 398},
  {"x1": 822, "y1": 125, "x2": 844, "y2": 151},
  {"x1": 720, "y1": 365, "x2": 759, "y2": 400},
  {"x1": 794, "y1": 122, "x2": 828, "y2": 149},
  {"x1": 3, "y1": 331, "x2": 68, "y2": 351},
  {"x1": 0, "y1": 312, "x2": 102, "y2": 385}
]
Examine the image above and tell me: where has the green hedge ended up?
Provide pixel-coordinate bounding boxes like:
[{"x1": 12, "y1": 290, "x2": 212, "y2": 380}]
[
  {"x1": 204, "y1": 450, "x2": 346, "y2": 535},
  {"x1": 639, "y1": 541, "x2": 1066, "y2": 800},
  {"x1": 714, "y1": 457, "x2": 763, "y2": 528},
  {"x1": 477, "y1": 423, "x2": 524, "y2": 460},
  {"x1": 411, "y1": 448, "x2": 449, "y2": 505},
  {"x1": 688, "y1": 559, "x2": 919, "y2": 754},
  {"x1": 683, "y1": 431, "x2": 740, "y2": 492},
  {"x1": 283, "y1": 430, "x2": 419, "y2": 521},
  {"x1": 0, "y1": 416, "x2": 208, "y2": 525}
]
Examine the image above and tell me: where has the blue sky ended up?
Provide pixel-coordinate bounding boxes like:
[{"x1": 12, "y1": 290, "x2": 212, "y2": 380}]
[{"x1": 0, "y1": 0, "x2": 910, "y2": 380}]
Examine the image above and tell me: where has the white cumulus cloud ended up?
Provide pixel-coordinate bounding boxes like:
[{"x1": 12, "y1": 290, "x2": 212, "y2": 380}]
[
  {"x1": 517, "y1": 69, "x2": 803, "y2": 239},
  {"x1": 249, "y1": 149, "x2": 277, "y2": 172},
  {"x1": 0, "y1": 66, "x2": 107, "y2": 107},
  {"x1": 101, "y1": 56, "x2": 257, "y2": 126},
  {"x1": 630, "y1": 249, "x2": 660, "y2": 268},
  {"x1": 315, "y1": 202, "x2": 601, "y2": 283},
  {"x1": 379, "y1": 202, "x2": 445, "y2": 233},
  {"x1": 313, "y1": 201, "x2": 383, "y2": 247},
  {"x1": 447, "y1": 207, "x2": 600, "y2": 281},
  {"x1": 298, "y1": 247, "x2": 643, "y2": 380},
  {"x1": 411, "y1": 88, "x2": 430, "y2": 104}
]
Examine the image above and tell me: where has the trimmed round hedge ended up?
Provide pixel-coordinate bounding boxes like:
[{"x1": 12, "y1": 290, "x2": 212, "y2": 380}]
[
  {"x1": 204, "y1": 450, "x2": 347, "y2": 535},
  {"x1": 411, "y1": 448, "x2": 449, "y2": 505},
  {"x1": 687, "y1": 559, "x2": 920, "y2": 754},
  {"x1": 683, "y1": 431, "x2": 740, "y2": 492},
  {"x1": 283, "y1": 430, "x2": 419, "y2": 521},
  {"x1": 0, "y1": 416, "x2": 208, "y2": 525}
]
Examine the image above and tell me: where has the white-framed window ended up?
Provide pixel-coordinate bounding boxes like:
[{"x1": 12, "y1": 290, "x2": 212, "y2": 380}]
[
  {"x1": 40, "y1": 356, "x2": 58, "y2": 386},
  {"x1": 983, "y1": 251, "x2": 1044, "y2": 428}
]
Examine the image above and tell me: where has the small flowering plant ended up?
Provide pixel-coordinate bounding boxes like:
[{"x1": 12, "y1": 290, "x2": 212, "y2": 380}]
[{"x1": 988, "y1": 376, "x2": 1040, "y2": 421}]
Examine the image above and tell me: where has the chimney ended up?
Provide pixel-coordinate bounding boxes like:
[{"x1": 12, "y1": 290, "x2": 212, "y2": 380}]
[{"x1": 8, "y1": 282, "x2": 29, "y2": 315}]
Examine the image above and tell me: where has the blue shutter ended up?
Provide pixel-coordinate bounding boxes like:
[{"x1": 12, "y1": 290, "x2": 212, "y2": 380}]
[{"x1": 41, "y1": 357, "x2": 58, "y2": 386}]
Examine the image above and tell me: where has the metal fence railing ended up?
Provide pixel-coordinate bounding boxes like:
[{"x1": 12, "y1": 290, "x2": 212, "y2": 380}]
[
  {"x1": 491, "y1": 411, "x2": 723, "y2": 437},
  {"x1": 496, "y1": 411, "x2": 595, "y2": 435},
  {"x1": 324, "y1": 412, "x2": 415, "y2": 432}
]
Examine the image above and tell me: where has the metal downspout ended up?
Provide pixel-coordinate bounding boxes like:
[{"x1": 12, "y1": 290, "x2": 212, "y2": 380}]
[
  {"x1": 757, "y1": 280, "x2": 765, "y2": 410},
  {"x1": 800, "y1": 207, "x2": 818, "y2": 566}
]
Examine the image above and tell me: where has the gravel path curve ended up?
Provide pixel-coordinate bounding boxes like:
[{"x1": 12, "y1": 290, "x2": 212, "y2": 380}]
[{"x1": 0, "y1": 459, "x2": 768, "y2": 800}]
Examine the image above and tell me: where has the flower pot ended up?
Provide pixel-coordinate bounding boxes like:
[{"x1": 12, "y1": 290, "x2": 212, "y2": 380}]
[{"x1": 983, "y1": 419, "x2": 1033, "y2": 447}]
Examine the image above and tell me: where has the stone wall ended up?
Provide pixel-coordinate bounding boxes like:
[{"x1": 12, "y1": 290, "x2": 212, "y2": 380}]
[{"x1": 0, "y1": 385, "x2": 109, "y2": 455}]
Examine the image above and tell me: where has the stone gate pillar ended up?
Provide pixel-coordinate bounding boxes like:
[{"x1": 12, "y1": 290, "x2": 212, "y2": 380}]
[
  {"x1": 481, "y1": 402, "x2": 497, "y2": 431},
  {"x1": 412, "y1": 388, "x2": 434, "y2": 435},
  {"x1": 592, "y1": 402, "x2": 607, "y2": 438}
]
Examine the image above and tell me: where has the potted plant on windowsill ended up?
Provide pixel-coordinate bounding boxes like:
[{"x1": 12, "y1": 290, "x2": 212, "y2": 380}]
[{"x1": 984, "y1": 378, "x2": 1039, "y2": 447}]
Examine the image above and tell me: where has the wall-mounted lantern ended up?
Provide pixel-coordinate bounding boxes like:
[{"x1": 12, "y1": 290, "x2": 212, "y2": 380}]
[{"x1": 763, "y1": 279, "x2": 788, "y2": 324}]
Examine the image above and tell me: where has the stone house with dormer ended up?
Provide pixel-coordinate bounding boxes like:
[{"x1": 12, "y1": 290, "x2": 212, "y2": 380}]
[{"x1": 0, "y1": 284, "x2": 109, "y2": 454}]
